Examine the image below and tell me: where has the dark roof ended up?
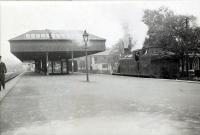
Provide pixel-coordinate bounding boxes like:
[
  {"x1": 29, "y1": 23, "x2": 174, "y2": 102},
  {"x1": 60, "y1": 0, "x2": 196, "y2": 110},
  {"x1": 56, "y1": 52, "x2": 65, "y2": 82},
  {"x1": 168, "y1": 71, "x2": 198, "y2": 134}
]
[{"x1": 10, "y1": 30, "x2": 106, "y2": 41}]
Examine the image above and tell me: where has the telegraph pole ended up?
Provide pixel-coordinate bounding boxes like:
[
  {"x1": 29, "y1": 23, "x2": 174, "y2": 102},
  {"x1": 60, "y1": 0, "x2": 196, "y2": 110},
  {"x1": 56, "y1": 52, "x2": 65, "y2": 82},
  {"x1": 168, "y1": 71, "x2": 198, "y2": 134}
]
[
  {"x1": 185, "y1": 17, "x2": 189, "y2": 77},
  {"x1": 0, "y1": 4, "x2": 2, "y2": 56}
]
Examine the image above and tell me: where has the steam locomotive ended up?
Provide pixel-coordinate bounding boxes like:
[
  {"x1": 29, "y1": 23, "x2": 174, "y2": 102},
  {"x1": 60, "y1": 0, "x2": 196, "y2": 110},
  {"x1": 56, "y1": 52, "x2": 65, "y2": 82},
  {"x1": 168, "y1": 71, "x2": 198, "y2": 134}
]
[{"x1": 116, "y1": 47, "x2": 179, "y2": 79}]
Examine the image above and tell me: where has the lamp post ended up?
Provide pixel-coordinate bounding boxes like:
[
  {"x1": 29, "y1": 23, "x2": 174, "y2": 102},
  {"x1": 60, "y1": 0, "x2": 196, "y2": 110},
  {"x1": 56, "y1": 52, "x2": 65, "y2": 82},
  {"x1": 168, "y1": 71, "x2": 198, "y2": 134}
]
[{"x1": 83, "y1": 30, "x2": 89, "y2": 82}]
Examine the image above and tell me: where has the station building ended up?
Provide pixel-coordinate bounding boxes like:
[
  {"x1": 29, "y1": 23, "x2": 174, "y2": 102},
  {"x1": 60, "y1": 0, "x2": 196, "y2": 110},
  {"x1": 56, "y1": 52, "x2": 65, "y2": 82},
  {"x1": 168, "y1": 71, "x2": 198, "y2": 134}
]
[
  {"x1": 9, "y1": 29, "x2": 106, "y2": 75},
  {"x1": 76, "y1": 49, "x2": 120, "y2": 74}
]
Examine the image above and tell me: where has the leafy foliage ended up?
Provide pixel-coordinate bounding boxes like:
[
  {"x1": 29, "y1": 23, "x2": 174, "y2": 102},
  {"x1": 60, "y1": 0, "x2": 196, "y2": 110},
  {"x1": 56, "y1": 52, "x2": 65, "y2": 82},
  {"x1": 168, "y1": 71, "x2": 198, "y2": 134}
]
[
  {"x1": 142, "y1": 7, "x2": 200, "y2": 76},
  {"x1": 142, "y1": 7, "x2": 199, "y2": 51}
]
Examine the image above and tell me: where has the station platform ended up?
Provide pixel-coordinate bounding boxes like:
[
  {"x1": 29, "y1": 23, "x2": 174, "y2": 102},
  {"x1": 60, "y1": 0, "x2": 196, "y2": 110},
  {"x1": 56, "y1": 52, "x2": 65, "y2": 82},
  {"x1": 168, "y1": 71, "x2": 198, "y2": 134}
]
[
  {"x1": 0, "y1": 73, "x2": 23, "y2": 102},
  {"x1": 0, "y1": 72, "x2": 200, "y2": 135}
]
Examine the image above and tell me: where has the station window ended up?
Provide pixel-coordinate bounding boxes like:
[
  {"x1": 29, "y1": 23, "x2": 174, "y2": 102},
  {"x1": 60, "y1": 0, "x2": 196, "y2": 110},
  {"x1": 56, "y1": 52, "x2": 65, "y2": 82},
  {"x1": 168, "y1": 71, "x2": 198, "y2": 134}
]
[
  {"x1": 55, "y1": 34, "x2": 60, "y2": 38},
  {"x1": 53, "y1": 61, "x2": 61, "y2": 73},
  {"x1": 25, "y1": 34, "x2": 31, "y2": 39},
  {"x1": 46, "y1": 34, "x2": 50, "y2": 39},
  {"x1": 40, "y1": 34, "x2": 46, "y2": 39},
  {"x1": 35, "y1": 34, "x2": 40, "y2": 39},
  {"x1": 30, "y1": 34, "x2": 35, "y2": 39},
  {"x1": 102, "y1": 64, "x2": 108, "y2": 68},
  {"x1": 94, "y1": 57, "x2": 97, "y2": 63},
  {"x1": 62, "y1": 61, "x2": 67, "y2": 73},
  {"x1": 51, "y1": 33, "x2": 56, "y2": 39},
  {"x1": 60, "y1": 34, "x2": 65, "y2": 38}
]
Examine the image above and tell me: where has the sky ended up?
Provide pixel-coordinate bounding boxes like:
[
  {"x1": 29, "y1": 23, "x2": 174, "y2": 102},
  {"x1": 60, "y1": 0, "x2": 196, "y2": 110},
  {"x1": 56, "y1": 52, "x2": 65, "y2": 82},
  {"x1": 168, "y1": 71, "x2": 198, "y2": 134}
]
[{"x1": 0, "y1": 0, "x2": 200, "y2": 62}]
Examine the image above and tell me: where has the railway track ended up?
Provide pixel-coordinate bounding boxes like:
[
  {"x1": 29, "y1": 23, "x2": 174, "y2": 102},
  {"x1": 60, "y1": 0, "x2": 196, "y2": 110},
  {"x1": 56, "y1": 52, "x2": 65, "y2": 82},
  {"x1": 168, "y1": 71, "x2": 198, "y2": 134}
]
[
  {"x1": 0, "y1": 72, "x2": 22, "y2": 102},
  {"x1": 112, "y1": 72, "x2": 154, "y2": 78},
  {"x1": 5, "y1": 72, "x2": 22, "y2": 83}
]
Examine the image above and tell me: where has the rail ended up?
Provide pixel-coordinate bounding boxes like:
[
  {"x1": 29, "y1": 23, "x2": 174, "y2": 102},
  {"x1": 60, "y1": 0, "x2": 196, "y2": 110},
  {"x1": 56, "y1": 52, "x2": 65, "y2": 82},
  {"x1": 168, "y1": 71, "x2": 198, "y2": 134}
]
[{"x1": 5, "y1": 72, "x2": 22, "y2": 83}]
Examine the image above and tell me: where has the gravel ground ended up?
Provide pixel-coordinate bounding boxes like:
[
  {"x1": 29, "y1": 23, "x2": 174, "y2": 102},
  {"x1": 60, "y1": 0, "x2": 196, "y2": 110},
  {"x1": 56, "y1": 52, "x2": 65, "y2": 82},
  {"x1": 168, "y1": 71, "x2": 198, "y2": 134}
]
[{"x1": 0, "y1": 72, "x2": 200, "y2": 135}]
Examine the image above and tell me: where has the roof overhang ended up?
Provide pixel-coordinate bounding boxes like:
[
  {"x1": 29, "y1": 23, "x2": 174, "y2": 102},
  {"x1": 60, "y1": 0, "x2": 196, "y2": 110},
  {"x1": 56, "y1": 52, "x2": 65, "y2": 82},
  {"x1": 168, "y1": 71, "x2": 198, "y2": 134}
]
[{"x1": 9, "y1": 30, "x2": 106, "y2": 61}]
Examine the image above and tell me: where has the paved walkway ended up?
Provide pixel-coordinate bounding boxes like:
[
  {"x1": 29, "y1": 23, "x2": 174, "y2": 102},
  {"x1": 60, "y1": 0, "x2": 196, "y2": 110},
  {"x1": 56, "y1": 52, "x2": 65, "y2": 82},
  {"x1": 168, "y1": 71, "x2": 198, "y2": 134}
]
[
  {"x1": 0, "y1": 73, "x2": 23, "y2": 102},
  {"x1": 0, "y1": 72, "x2": 200, "y2": 135}
]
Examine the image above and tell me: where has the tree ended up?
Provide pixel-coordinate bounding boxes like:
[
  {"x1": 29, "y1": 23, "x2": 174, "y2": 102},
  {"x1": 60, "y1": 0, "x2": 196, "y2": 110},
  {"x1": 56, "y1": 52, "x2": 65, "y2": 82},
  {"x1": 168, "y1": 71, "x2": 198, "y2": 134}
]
[
  {"x1": 111, "y1": 39, "x2": 125, "y2": 57},
  {"x1": 108, "y1": 36, "x2": 135, "y2": 73},
  {"x1": 142, "y1": 7, "x2": 200, "y2": 77}
]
